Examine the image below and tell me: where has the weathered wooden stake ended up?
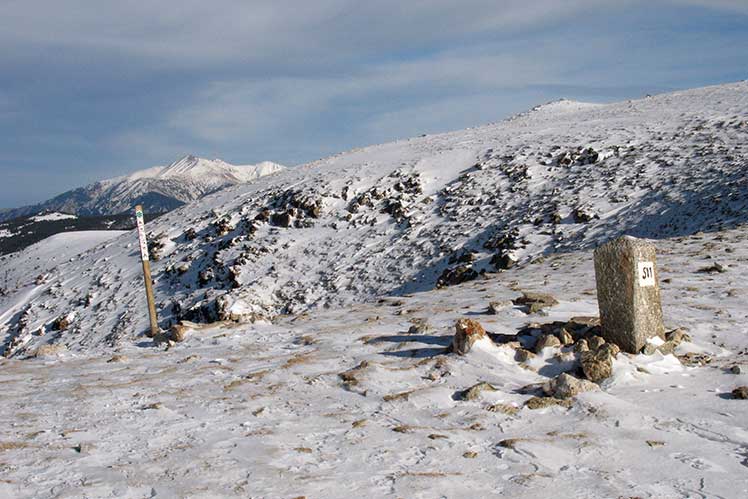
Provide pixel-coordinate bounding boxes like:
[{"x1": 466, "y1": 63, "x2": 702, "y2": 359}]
[
  {"x1": 594, "y1": 235, "x2": 665, "y2": 353},
  {"x1": 135, "y1": 205, "x2": 159, "y2": 338}
]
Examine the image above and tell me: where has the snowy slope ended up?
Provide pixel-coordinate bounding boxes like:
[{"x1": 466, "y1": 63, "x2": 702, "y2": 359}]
[
  {"x1": 0, "y1": 155, "x2": 286, "y2": 220},
  {"x1": 2, "y1": 81, "x2": 746, "y2": 356},
  {"x1": 0, "y1": 226, "x2": 746, "y2": 498}
]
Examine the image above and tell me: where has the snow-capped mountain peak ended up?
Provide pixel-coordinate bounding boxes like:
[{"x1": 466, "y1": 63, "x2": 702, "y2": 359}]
[{"x1": 0, "y1": 156, "x2": 286, "y2": 221}]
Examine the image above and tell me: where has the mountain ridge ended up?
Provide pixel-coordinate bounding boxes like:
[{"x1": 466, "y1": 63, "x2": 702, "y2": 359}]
[{"x1": 0, "y1": 155, "x2": 286, "y2": 221}]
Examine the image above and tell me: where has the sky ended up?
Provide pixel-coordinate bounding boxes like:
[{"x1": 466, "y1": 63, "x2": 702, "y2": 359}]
[{"x1": 0, "y1": 1, "x2": 747, "y2": 209}]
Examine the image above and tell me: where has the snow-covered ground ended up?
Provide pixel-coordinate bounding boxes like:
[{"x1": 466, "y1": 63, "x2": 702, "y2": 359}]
[
  {"x1": 0, "y1": 81, "x2": 747, "y2": 498},
  {"x1": 29, "y1": 213, "x2": 78, "y2": 222},
  {"x1": 0, "y1": 227, "x2": 746, "y2": 498}
]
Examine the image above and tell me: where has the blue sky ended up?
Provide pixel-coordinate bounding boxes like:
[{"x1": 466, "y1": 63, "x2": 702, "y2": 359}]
[{"x1": 1, "y1": 0, "x2": 747, "y2": 208}]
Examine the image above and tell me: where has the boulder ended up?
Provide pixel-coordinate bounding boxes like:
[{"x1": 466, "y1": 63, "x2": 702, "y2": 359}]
[
  {"x1": 169, "y1": 323, "x2": 189, "y2": 342},
  {"x1": 270, "y1": 211, "x2": 292, "y2": 228},
  {"x1": 588, "y1": 335, "x2": 606, "y2": 350},
  {"x1": 452, "y1": 319, "x2": 487, "y2": 355},
  {"x1": 491, "y1": 252, "x2": 518, "y2": 271},
  {"x1": 558, "y1": 328, "x2": 574, "y2": 345},
  {"x1": 549, "y1": 373, "x2": 599, "y2": 399},
  {"x1": 573, "y1": 338, "x2": 589, "y2": 353},
  {"x1": 534, "y1": 333, "x2": 561, "y2": 353},
  {"x1": 436, "y1": 265, "x2": 478, "y2": 288},
  {"x1": 581, "y1": 348, "x2": 613, "y2": 382}
]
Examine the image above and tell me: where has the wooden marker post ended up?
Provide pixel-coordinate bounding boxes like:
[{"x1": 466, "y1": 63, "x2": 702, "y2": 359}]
[{"x1": 135, "y1": 205, "x2": 159, "y2": 338}]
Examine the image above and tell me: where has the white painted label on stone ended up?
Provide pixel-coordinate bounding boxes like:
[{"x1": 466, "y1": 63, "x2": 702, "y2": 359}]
[
  {"x1": 638, "y1": 261, "x2": 655, "y2": 287},
  {"x1": 135, "y1": 209, "x2": 149, "y2": 262}
]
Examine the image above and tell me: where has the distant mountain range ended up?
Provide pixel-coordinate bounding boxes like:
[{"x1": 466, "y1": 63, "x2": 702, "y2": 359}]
[{"x1": 0, "y1": 155, "x2": 286, "y2": 222}]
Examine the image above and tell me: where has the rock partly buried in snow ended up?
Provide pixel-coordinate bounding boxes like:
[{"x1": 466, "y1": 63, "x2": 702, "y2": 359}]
[
  {"x1": 407, "y1": 318, "x2": 430, "y2": 335},
  {"x1": 573, "y1": 338, "x2": 590, "y2": 352},
  {"x1": 548, "y1": 373, "x2": 600, "y2": 399},
  {"x1": 534, "y1": 333, "x2": 562, "y2": 353},
  {"x1": 452, "y1": 319, "x2": 487, "y2": 355},
  {"x1": 732, "y1": 386, "x2": 748, "y2": 399},
  {"x1": 665, "y1": 328, "x2": 690, "y2": 346},
  {"x1": 169, "y1": 323, "x2": 189, "y2": 342},
  {"x1": 459, "y1": 382, "x2": 498, "y2": 401},
  {"x1": 515, "y1": 348, "x2": 536, "y2": 363},
  {"x1": 34, "y1": 343, "x2": 67, "y2": 358},
  {"x1": 594, "y1": 236, "x2": 665, "y2": 353},
  {"x1": 580, "y1": 347, "x2": 614, "y2": 382},
  {"x1": 436, "y1": 264, "x2": 478, "y2": 288},
  {"x1": 487, "y1": 300, "x2": 512, "y2": 315},
  {"x1": 524, "y1": 396, "x2": 573, "y2": 410},
  {"x1": 513, "y1": 292, "x2": 559, "y2": 314}
]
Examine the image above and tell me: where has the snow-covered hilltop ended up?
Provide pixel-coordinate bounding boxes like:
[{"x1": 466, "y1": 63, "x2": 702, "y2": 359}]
[
  {"x1": 0, "y1": 155, "x2": 286, "y2": 221},
  {"x1": 1, "y1": 81, "x2": 747, "y2": 356}
]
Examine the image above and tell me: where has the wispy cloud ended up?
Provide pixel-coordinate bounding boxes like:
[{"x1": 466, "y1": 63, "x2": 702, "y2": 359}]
[{"x1": 0, "y1": 1, "x2": 746, "y2": 207}]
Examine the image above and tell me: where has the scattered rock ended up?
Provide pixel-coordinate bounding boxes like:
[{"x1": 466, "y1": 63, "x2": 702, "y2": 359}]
[
  {"x1": 732, "y1": 386, "x2": 748, "y2": 399},
  {"x1": 598, "y1": 343, "x2": 620, "y2": 359},
  {"x1": 677, "y1": 352, "x2": 712, "y2": 366},
  {"x1": 513, "y1": 292, "x2": 559, "y2": 314},
  {"x1": 730, "y1": 365, "x2": 742, "y2": 375},
  {"x1": 436, "y1": 265, "x2": 478, "y2": 288},
  {"x1": 51, "y1": 314, "x2": 72, "y2": 331},
  {"x1": 548, "y1": 373, "x2": 599, "y2": 399},
  {"x1": 587, "y1": 335, "x2": 606, "y2": 350},
  {"x1": 524, "y1": 396, "x2": 573, "y2": 410},
  {"x1": 572, "y1": 206, "x2": 597, "y2": 223},
  {"x1": 169, "y1": 323, "x2": 189, "y2": 342},
  {"x1": 452, "y1": 319, "x2": 487, "y2": 355},
  {"x1": 697, "y1": 262, "x2": 727, "y2": 273},
  {"x1": 458, "y1": 382, "x2": 497, "y2": 401},
  {"x1": 534, "y1": 334, "x2": 561, "y2": 353},
  {"x1": 270, "y1": 211, "x2": 293, "y2": 228},
  {"x1": 34, "y1": 343, "x2": 67, "y2": 358},
  {"x1": 515, "y1": 348, "x2": 536, "y2": 363},
  {"x1": 642, "y1": 340, "x2": 675, "y2": 356},
  {"x1": 407, "y1": 318, "x2": 430, "y2": 335},
  {"x1": 558, "y1": 328, "x2": 574, "y2": 346},
  {"x1": 463, "y1": 451, "x2": 478, "y2": 459},
  {"x1": 487, "y1": 301, "x2": 512, "y2": 315},
  {"x1": 106, "y1": 354, "x2": 128, "y2": 363},
  {"x1": 383, "y1": 390, "x2": 413, "y2": 402},
  {"x1": 573, "y1": 338, "x2": 589, "y2": 353},
  {"x1": 491, "y1": 252, "x2": 518, "y2": 271},
  {"x1": 580, "y1": 348, "x2": 613, "y2": 382},
  {"x1": 486, "y1": 403, "x2": 519, "y2": 416},
  {"x1": 646, "y1": 440, "x2": 665, "y2": 448},
  {"x1": 497, "y1": 438, "x2": 523, "y2": 449},
  {"x1": 665, "y1": 328, "x2": 690, "y2": 346}
]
